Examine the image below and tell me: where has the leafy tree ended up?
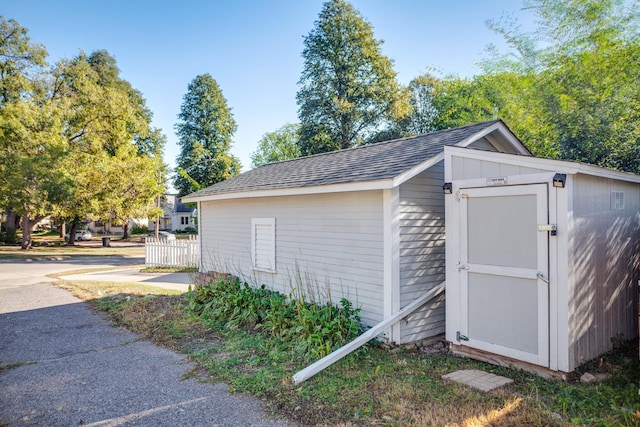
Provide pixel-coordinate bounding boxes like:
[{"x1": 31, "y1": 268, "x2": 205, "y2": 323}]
[
  {"x1": 250, "y1": 123, "x2": 301, "y2": 168},
  {"x1": 402, "y1": 73, "x2": 440, "y2": 135},
  {"x1": 80, "y1": 51, "x2": 166, "y2": 239},
  {"x1": 1, "y1": 39, "x2": 166, "y2": 248},
  {"x1": 0, "y1": 82, "x2": 73, "y2": 249},
  {"x1": 0, "y1": 17, "x2": 47, "y2": 105},
  {"x1": 0, "y1": 17, "x2": 48, "y2": 243},
  {"x1": 369, "y1": 73, "x2": 443, "y2": 143},
  {"x1": 296, "y1": 0, "x2": 409, "y2": 155},
  {"x1": 174, "y1": 73, "x2": 240, "y2": 196},
  {"x1": 481, "y1": 0, "x2": 640, "y2": 171}
]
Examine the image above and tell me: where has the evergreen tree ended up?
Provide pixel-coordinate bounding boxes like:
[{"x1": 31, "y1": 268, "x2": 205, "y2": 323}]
[
  {"x1": 296, "y1": 0, "x2": 409, "y2": 155},
  {"x1": 174, "y1": 74, "x2": 240, "y2": 196}
]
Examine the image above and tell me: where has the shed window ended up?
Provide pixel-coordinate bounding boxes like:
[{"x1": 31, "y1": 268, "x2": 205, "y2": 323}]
[
  {"x1": 251, "y1": 218, "x2": 276, "y2": 273},
  {"x1": 611, "y1": 191, "x2": 625, "y2": 211}
]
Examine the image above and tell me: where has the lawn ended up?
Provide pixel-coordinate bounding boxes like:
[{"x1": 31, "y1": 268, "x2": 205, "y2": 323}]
[
  {"x1": 0, "y1": 233, "x2": 145, "y2": 259},
  {"x1": 57, "y1": 280, "x2": 640, "y2": 426}
]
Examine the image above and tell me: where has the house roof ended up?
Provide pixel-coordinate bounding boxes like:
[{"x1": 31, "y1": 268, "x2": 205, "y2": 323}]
[
  {"x1": 183, "y1": 120, "x2": 529, "y2": 202},
  {"x1": 175, "y1": 200, "x2": 195, "y2": 213}
]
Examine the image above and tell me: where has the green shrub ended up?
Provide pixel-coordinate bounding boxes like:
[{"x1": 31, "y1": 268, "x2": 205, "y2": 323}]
[
  {"x1": 0, "y1": 229, "x2": 17, "y2": 244},
  {"x1": 131, "y1": 225, "x2": 148, "y2": 234},
  {"x1": 188, "y1": 277, "x2": 363, "y2": 360},
  {"x1": 184, "y1": 226, "x2": 196, "y2": 233}
]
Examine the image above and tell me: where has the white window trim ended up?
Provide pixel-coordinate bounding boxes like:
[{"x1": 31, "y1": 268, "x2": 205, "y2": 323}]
[{"x1": 251, "y1": 217, "x2": 276, "y2": 273}]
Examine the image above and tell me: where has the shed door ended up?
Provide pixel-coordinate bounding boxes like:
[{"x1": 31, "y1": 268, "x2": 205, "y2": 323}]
[{"x1": 458, "y1": 184, "x2": 549, "y2": 367}]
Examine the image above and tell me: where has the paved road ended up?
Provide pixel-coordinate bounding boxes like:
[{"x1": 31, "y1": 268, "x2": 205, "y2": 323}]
[{"x1": 0, "y1": 257, "x2": 288, "y2": 426}]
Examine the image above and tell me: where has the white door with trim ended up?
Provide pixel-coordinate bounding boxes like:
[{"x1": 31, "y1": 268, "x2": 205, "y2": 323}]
[{"x1": 458, "y1": 184, "x2": 549, "y2": 367}]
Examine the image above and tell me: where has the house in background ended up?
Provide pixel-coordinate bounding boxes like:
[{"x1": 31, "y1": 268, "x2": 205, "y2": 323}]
[
  {"x1": 90, "y1": 218, "x2": 148, "y2": 235},
  {"x1": 183, "y1": 120, "x2": 639, "y2": 376},
  {"x1": 149, "y1": 194, "x2": 196, "y2": 232}
]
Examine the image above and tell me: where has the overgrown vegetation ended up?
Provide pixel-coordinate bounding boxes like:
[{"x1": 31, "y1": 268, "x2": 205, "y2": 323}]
[
  {"x1": 188, "y1": 277, "x2": 363, "y2": 360},
  {"x1": 60, "y1": 279, "x2": 640, "y2": 426}
]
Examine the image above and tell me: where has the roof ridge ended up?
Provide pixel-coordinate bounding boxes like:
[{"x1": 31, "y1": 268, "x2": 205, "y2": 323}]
[
  {"x1": 183, "y1": 120, "x2": 512, "y2": 200},
  {"x1": 256, "y1": 120, "x2": 502, "y2": 169}
]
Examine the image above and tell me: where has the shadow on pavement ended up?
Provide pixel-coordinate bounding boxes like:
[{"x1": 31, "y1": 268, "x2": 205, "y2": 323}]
[{"x1": 0, "y1": 285, "x2": 286, "y2": 426}]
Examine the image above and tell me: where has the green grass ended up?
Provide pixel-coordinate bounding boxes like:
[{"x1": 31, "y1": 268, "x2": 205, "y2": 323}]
[
  {"x1": 58, "y1": 281, "x2": 640, "y2": 426},
  {"x1": 0, "y1": 361, "x2": 37, "y2": 372},
  {"x1": 0, "y1": 244, "x2": 144, "y2": 259}
]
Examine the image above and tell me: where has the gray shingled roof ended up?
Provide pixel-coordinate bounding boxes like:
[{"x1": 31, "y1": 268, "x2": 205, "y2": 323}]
[
  {"x1": 185, "y1": 120, "x2": 503, "y2": 199},
  {"x1": 175, "y1": 200, "x2": 195, "y2": 213}
]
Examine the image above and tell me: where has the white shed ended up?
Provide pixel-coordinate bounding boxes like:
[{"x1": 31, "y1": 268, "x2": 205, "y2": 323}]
[
  {"x1": 444, "y1": 146, "x2": 640, "y2": 374},
  {"x1": 183, "y1": 120, "x2": 530, "y2": 344}
]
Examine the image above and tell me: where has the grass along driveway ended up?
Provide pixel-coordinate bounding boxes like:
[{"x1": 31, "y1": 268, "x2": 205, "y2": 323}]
[
  {"x1": 57, "y1": 280, "x2": 640, "y2": 426},
  {"x1": 0, "y1": 242, "x2": 144, "y2": 260}
]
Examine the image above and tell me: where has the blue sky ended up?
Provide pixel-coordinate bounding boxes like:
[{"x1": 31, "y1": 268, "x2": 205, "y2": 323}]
[{"x1": 4, "y1": 1, "x2": 534, "y2": 187}]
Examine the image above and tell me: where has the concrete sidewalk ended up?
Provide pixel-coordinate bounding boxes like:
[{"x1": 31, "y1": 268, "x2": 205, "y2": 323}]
[{"x1": 58, "y1": 268, "x2": 194, "y2": 292}]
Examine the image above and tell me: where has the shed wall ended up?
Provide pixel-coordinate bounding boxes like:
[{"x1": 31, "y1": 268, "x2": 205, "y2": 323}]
[
  {"x1": 568, "y1": 175, "x2": 640, "y2": 369},
  {"x1": 398, "y1": 162, "x2": 446, "y2": 343},
  {"x1": 199, "y1": 190, "x2": 385, "y2": 326},
  {"x1": 451, "y1": 156, "x2": 544, "y2": 180}
]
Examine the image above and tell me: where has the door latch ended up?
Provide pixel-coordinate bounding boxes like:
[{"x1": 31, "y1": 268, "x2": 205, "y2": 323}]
[
  {"x1": 456, "y1": 331, "x2": 469, "y2": 342},
  {"x1": 538, "y1": 224, "x2": 557, "y2": 236}
]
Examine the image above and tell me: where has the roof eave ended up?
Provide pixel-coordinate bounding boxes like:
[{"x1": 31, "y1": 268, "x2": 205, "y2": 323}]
[{"x1": 181, "y1": 178, "x2": 396, "y2": 203}]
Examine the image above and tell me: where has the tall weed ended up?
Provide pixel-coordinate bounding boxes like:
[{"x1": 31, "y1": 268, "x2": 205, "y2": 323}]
[{"x1": 188, "y1": 277, "x2": 363, "y2": 360}]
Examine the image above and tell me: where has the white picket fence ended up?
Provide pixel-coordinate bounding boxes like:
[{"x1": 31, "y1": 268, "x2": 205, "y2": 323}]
[{"x1": 145, "y1": 236, "x2": 199, "y2": 268}]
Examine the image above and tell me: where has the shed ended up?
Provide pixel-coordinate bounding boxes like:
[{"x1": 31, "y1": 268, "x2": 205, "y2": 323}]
[
  {"x1": 182, "y1": 120, "x2": 530, "y2": 344},
  {"x1": 444, "y1": 146, "x2": 640, "y2": 374}
]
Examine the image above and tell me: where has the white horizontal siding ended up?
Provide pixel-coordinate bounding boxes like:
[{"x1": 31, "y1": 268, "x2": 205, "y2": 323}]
[
  {"x1": 398, "y1": 162, "x2": 447, "y2": 343},
  {"x1": 451, "y1": 156, "x2": 546, "y2": 180},
  {"x1": 199, "y1": 190, "x2": 385, "y2": 326}
]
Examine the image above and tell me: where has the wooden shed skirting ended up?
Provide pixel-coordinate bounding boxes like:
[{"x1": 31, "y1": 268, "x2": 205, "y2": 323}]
[{"x1": 450, "y1": 344, "x2": 563, "y2": 380}]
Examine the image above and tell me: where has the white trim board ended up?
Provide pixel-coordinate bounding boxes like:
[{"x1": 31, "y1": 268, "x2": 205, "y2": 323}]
[
  {"x1": 445, "y1": 146, "x2": 640, "y2": 184},
  {"x1": 182, "y1": 179, "x2": 394, "y2": 203}
]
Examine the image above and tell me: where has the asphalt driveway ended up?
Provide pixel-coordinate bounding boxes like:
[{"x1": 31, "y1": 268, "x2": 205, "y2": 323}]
[{"x1": 0, "y1": 257, "x2": 288, "y2": 426}]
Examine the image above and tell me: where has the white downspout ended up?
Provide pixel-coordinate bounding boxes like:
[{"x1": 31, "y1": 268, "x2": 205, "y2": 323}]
[{"x1": 293, "y1": 282, "x2": 445, "y2": 384}]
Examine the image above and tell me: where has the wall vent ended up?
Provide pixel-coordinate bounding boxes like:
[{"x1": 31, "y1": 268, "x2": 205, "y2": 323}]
[{"x1": 611, "y1": 191, "x2": 625, "y2": 210}]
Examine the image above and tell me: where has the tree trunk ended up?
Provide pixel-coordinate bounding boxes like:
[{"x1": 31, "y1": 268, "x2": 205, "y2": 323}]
[
  {"x1": 123, "y1": 222, "x2": 130, "y2": 239},
  {"x1": 4, "y1": 207, "x2": 17, "y2": 244},
  {"x1": 67, "y1": 222, "x2": 77, "y2": 246},
  {"x1": 20, "y1": 215, "x2": 32, "y2": 250},
  {"x1": 19, "y1": 213, "x2": 47, "y2": 249},
  {"x1": 59, "y1": 221, "x2": 66, "y2": 238},
  {"x1": 5, "y1": 207, "x2": 16, "y2": 232}
]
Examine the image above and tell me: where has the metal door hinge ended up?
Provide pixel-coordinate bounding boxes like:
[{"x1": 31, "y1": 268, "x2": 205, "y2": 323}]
[
  {"x1": 455, "y1": 192, "x2": 468, "y2": 201},
  {"x1": 537, "y1": 272, "x2": 549, "y2": 284},
  {"x1": 456, "y1": 332, "x2": 469, "y2": 342},
  {"x1": 455, "y1": 262, "x2": 469, "y2": 272}
]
